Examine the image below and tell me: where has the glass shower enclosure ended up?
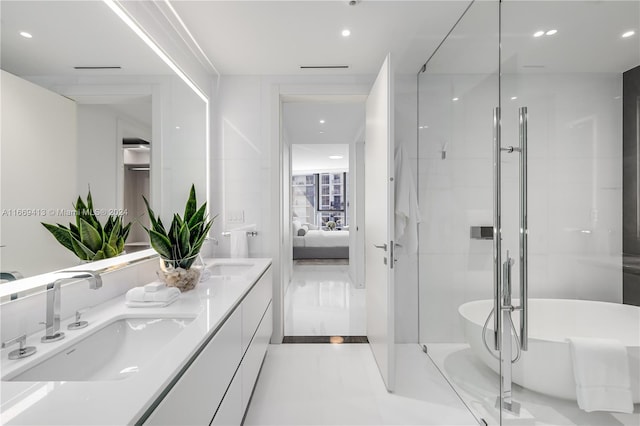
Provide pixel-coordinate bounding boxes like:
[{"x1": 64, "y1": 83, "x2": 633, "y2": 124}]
[{"x1": 418, "y1": 1, "x2": 640, "y2": 425}]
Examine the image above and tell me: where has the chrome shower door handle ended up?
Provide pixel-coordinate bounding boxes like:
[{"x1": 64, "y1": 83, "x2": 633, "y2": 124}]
[
  {"x1": 493, "y1": 106, "x2": 502, "y2": 351},
  {"x1": 519, "y1": 106, "x2": 529, "y2": 351}
]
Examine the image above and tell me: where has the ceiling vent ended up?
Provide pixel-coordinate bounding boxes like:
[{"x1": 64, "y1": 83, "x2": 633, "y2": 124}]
[
  {"x1": 300, "y1": 65, "x2": 349, "y2": 70},
  {"x1": 74, "y1": 66, "x2": 122, "y2": 70}
]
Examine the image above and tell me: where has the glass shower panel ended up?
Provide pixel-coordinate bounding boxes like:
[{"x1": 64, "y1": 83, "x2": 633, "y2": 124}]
[
  {"x1": 417, "y1": 1, "x2": 502, "y2": 424},
  {"x1": 499, "y1": 1, "x2": 640, "y2": 425}
]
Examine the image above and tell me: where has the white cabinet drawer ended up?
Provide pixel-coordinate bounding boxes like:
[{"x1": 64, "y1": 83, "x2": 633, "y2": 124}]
[
  {"x1": 211, "y1": 370, "x2": 242, "y2": 426},
  {"x1": 242, "y1": 302, "x2": 272, "y2": 411},
  {"x1": 144, "y1": 308, "x2": 242, "y2": 426},
  {"x1": 241, "y1": 269, "x2": 272, "y2": 352}
]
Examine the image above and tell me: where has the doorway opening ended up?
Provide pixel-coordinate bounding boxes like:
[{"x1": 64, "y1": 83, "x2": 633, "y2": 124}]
[
  {"x1": 122, "y1": 137, "x2": 151, "y2": 252},
  {"x1": 281, "y1": 101, "x2": 366, "y2": 339}
]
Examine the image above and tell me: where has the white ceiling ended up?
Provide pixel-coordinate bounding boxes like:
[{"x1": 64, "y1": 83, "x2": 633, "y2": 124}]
[
  {"x1": 283, "y1": 102, "x2": 365, "y2": 146},
  {"x1": 292, "y1": 144, "x2": 350, "y2": 173},
  {"x1": 285, "y1": 101, "x2": 362, "y2": 172},
  {"x1": 171, "y1": 0, "x2": 470, "y2": 75},
  {"x1": 4, "y1": 1, "x2": 636, "y2": 80}
]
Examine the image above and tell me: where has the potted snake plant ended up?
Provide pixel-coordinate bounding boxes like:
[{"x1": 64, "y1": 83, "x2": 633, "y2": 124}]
[{"x1": 143, "y1": 184, "x2": 214, "y2": 291}]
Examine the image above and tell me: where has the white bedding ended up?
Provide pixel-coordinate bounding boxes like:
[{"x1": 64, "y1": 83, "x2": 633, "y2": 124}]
[{"x1": 301, "y1": 230, "x2": 349, "y2": 248}]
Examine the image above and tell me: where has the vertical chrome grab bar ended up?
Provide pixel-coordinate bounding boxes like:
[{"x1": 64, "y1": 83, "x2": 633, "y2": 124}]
[
  {"x1": 519, "y1": 107, "x2": 528, "y2": 351},
  {"x1": 493, "y1": 107, "x2": 502, "y2": 351}
]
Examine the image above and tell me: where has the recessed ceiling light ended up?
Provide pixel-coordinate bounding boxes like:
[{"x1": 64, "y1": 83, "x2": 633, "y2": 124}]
[
  {"x1": 175, "y1": 126, "x2": 181, "y2": 130},
  {"x1": 319, "y1": 119, "x2": 325, "y2": 124},
  {"x1": 19, "y1": 31, "x2": 32, "y2": 39},
  {"x1": 622, "y1": 30, "x2": 636, "y2": 38},
  {"x1": 533, "y1": 30, "x2": 545, "y2": 38},
  {"x1": 329, "y1": 155, "x2": 343, "y2": 160},
  {"x1": 545, "y1": 29, "x2": 557, "y2": 36},
  {"x1": 319, "y1": 131, "x2": 325, "y2": 134},
  {"x1": 452, "y1": 97, "x2": 459, "y2": 102},
  {"x1": 341, "y1": 29, "x2": 351, "y2": 37},
  {"x1": 511, "y1": 96, "x2": 518, "y2": 100}
]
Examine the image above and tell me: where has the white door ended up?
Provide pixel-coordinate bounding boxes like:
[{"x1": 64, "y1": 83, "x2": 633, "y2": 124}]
[{"x1": 365, "y1": 54, "x2": 395, "y2": 391}]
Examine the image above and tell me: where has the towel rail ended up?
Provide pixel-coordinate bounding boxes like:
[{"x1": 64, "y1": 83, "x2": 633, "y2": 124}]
[{"x1": 221, "y1": 231, "x2": 258, "y2": 237}]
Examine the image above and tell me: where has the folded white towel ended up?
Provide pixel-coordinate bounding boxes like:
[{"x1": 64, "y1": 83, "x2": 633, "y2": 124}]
[
  {"x1": 144, "y1": 281, "x2": 165, "y2": 292},
  {"x1": 126, "y1": 286, "x2": 181, "y2": 303},
  {"x1": 567, "y1": 337, "x2": 634, "y2": 413}
]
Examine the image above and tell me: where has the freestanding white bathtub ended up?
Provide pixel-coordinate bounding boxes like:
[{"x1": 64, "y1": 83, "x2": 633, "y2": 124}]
[{"x1": 459, "y1": 299, "x2": 640, "y2": 403}]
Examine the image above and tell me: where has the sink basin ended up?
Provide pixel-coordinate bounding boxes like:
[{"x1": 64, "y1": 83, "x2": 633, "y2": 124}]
[
  {"x1": 7, "y1": 317, "x2": 193, "y2": 382},
  {"x1": 208, "y1": 263, "x2": 253, "y2": 276}
]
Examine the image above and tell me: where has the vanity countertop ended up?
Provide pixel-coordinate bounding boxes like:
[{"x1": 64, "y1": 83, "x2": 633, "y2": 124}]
[{"x1": 0, "y1": 257, "x2": 272, "y2": 425}]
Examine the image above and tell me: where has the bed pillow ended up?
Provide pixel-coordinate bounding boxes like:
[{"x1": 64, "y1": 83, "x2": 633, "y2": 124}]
[
  {"x1": 305, "y1": 223, "x2": 319, "y2": 231},
  {"x1": 298, "y1": 224, "x2": 309, "y2": 236},
  {"x1": 292, "y1": 220, "x2": 302, "y2": 236}
]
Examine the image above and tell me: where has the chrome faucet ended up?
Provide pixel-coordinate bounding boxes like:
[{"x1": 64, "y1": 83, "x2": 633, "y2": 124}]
[{"x1": 41, "y1": 271, "x2": 102, "y2": 343}]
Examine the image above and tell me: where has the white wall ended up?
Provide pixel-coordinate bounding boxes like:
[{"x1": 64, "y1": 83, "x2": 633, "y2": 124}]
[
  {"x1": 77, "y1": 105, "x2": 123, "y2": 210},
  {"x1": 418, "y1": 72, "x2": 623, "y2": 343},
  {"x1": 0, "y1": 71, "x2": 78, "y2": 277}
]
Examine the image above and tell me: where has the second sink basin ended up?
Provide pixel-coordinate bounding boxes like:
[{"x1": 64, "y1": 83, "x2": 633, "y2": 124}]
[
  {"x1": 209, "y1": 263, "x2": 254, "y2": 276},
  {"x1": 7, "y1": 317, "x2": 193, "y2": 382}
]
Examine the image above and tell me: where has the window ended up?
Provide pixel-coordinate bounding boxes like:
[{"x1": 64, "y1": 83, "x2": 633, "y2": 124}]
[{"x1": 292, "y1": 172, "x2": 348, "y2": 227}]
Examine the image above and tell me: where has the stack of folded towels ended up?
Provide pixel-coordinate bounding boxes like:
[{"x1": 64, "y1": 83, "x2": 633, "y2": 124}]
[{"x1": 125, "y1": 281, "x2": 181, "y2": 307}]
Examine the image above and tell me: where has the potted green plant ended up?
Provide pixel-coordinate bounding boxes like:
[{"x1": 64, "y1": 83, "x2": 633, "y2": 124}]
[
  {"x1": 143, "y1": 184, "x2": 214, "y2": 291},
  {"x1": 42, "y1": 190, "x2": 131, "y2": 261}
]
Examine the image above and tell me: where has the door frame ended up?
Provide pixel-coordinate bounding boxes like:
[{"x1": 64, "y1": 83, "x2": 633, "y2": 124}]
[{"x1": 270, "y1": 84, "x2": 369, "y2": 344}]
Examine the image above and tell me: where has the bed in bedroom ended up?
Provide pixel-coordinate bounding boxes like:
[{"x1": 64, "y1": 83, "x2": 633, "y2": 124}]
[{"x1": 292, "y1": 221, "x2": 349, "y2": 259}]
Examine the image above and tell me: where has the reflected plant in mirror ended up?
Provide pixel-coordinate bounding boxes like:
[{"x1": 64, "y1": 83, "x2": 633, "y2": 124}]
[{"x1": 41, "y1": 190, "x2": 132, "y2": 261}]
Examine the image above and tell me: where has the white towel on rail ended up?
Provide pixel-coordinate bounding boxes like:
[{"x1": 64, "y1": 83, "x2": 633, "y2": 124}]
[
  {"x1": 229, "y1": 224, "x2": 255, "y2": 258},
  {"x1": 394, "y1": 145, "x2": 422, "y2": 254},
  {"x1": 567, "y1": 337, "x2": 633, "y2": 413}
]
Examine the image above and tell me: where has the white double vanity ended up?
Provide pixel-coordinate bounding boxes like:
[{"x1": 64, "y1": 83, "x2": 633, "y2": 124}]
[{"x1": 0, "y1": 251, "x2": 273, "y2": 425}]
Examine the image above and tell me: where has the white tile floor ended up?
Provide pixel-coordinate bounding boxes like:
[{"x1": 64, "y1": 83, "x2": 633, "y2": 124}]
[
  {"x1": 244, "y1": 343, "x2": 479, "y2": 425},
  {"x1": 284, "y1": 264, "x2": 366, "y2": 336},
  {"x1": 257, "y1": 263, "x2": 639, "y2": 425},
  {"x1": 426, "y1": 343, "x2": 640, "y2": 426}
]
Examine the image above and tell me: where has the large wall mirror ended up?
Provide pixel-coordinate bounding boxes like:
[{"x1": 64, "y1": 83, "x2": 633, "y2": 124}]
[{"x1": 0, "y1": 1, "x2": 208, "y2": 281}]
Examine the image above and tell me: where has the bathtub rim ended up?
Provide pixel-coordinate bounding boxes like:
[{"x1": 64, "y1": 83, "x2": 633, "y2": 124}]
[{"x1": 458, "y1": 298, "x2": 640, "y2": 347}]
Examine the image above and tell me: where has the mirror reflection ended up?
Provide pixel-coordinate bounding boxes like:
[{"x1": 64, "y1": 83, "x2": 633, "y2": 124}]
[{"x1": 0, "y1": 0, "x2": 207, "y2": 280}]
